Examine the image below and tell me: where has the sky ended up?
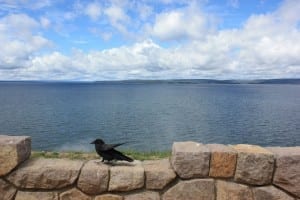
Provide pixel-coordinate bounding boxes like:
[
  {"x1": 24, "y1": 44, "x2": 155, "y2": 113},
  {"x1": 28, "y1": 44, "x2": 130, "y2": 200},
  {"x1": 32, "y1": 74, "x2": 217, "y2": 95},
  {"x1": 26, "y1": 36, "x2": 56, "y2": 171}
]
[{"x1": 0, "y1": 0, "x2": 299, "y2": 81}]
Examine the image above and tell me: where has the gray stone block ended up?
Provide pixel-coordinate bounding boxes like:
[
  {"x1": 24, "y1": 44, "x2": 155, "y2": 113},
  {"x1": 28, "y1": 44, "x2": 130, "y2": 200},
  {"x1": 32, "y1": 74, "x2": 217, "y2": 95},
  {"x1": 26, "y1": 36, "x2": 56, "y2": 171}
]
[
  {"x1": 0, "y1": 179, "x2": 16, "y2": 200},
  {"x1": 95, "y1": 194, "x2": 124, "y2": 200},
  {"x1": 0, "y1": 135, "x2": 31, "y2": 176},
  {"x1": 109, "y1": 161, "x2": 144, "y2": 192},
  {"x1": 171, "y1": 141, "x2": 210, "y2": 179},
  {"x1": 269, "y1": 146, "x2": 300, "y2": 198},
  {"x1": 233, "y1": 144, "x2": 274, "y2": 185},
  {"x1": 125, "y1": 191, "x2": 160, "y2": 200},
  {"x1": 252, "y1": 185, "x2": 295, "y2": 200},
  {"x1": 6, "y1": 158, "x2": 83, "y2": 189},
  {"x1": 163, "y1": 179, "x2": 215, "y2": 200},
  {"x1": 60, "y1": 188, "x2": 91, "y2": 200},
  {"x1": 15, "y1": 191, "x2": 59, "y2": 200},
  {"x1": 143, "y1": 159, "x2": 176, "y2": 189},
  {"x1": 216, "y1": 180, "x2": 253, "y2": 200},
  {"x1": 77, "y1": 160, "x2": 109, "y2": 194}
]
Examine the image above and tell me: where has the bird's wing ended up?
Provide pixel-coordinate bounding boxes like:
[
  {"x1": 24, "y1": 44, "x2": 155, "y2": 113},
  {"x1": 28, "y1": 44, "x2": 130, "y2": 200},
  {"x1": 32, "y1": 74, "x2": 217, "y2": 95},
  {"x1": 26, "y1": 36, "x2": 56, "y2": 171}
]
[
  {"x1": 100, "y1": 142, "x2": 127, "y2": 151},
  {"x1": 110, "y1": 149, "x2": 134, "y2": 162}
]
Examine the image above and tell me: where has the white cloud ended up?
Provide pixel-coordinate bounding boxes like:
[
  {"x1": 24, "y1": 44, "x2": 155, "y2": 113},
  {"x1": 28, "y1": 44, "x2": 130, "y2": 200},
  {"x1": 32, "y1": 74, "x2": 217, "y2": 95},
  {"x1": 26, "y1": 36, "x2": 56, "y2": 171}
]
[
  {"x1": 1, "y1": 13, "x2": 39, "y2": 36},
  {"x1": 104, "y1": 5, "x2": 127, "y2": 23},
  {"x1": 104, "y1": 4, "x2": 131, "y2": 36},
  {"x1": 0, "y1": 0, "x2": 52, "y2": 11},
  {"x1": 0, "y1": 0, "x2": 299, "y2": 80},
  {"x1": 0, "y1": 14, "x2": 51, "y2": 69},
  {"x1": 40, "y1": 16, "x2": 51, "y2": 29},
  {"x1": 85, "y1": 1, "x2": 102, "y2": 21},
  {"x1": 151, "y1": 3, "x2": 216, "y2": 41},
  {"x1": 136, "y1": 3, "x2": 153, "y2": 21}
]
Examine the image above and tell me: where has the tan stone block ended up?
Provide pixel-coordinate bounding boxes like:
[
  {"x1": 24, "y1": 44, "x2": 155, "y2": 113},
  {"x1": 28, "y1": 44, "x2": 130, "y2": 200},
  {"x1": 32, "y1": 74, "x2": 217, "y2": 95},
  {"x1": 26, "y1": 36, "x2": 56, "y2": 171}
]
[
  {"x1": 125, "y1": 191, "x2": 160, "y2": 200},
  {"x1": 109, "y1": 161, "x2": 144, "y2": 192},
  {"x1": 15, "y1": 191, "x2": 58, "y2": 200},
  {"x1": 163, "y1": 179, "x2": 215, "y2": 200},
  {"x1": 252, "y1": 185, "x2": 295, "y2": 200},
  {"x1": 233, "y1": 144, "x2": 274, "y2": 185},
  {"x1": 171, "y1": 141, "x2": 210, "y2": 179},
  {"x1": 268, "y1": 146, "x2": 300, "y2": 198},
  {"x1": 60, "y1": 188, "x2": 91, "y2": 200},
  {"x1": 0, "y1": 135, "x2": 31, "y2": 176},
  {"x1": 207, "y1": 144, "x2": 237, "y2": 178},
  {"x1": 95, "y1": 194, "x2": 123, "y2": 200},
  {"x1": 216, "y1": 180, "x2": 253, "y2": 200},
  {"x1": 7, "y1": 158, "x2": 83, "y2": 189},
  {"x1": 77, "y1": 160, "x2": 109, "y2": 194},
  {"x1": 0, "y1": 179, "x2": 16, "y2": 200},
  {"x1": 143, "y1": 159, "x2": 176, "y2": 189}
]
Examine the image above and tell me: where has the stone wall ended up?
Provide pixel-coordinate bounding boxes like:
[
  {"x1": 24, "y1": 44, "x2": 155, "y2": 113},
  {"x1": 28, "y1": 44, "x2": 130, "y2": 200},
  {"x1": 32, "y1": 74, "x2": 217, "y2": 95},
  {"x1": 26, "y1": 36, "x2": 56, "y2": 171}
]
[{"x1": 0, "y1": 135, "x2": 299, "y2": 200}]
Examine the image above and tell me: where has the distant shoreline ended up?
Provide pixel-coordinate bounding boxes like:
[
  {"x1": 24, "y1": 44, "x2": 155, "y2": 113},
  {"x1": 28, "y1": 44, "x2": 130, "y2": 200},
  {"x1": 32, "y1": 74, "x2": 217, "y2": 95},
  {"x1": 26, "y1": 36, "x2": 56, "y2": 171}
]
[{"x1": 0, "y1": 78, "x2": 300, "y2": 84}]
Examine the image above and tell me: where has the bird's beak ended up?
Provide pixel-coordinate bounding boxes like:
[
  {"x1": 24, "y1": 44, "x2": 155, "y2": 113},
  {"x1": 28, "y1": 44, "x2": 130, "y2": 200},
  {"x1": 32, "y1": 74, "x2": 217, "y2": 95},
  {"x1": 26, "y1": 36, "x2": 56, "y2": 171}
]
[{"x1": 90, "y1": 141, "x2": 95, "y2": 144}]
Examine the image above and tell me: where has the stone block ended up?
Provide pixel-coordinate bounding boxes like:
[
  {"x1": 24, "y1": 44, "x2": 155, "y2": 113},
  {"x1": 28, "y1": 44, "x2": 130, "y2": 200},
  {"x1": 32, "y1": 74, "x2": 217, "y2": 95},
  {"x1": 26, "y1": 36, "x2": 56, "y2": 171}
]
[
  {"x1": 0, "y1": 179, "x2": 16, "y2": 200},
  {"x1": 163, "y1": 179, "x2": 215, "y2": 200},
  {"x1": 15, "y1": 191, "x2": 58, "y2": 200},
  {"x1": 6, "y1": 158, "x2": 83, "y2": 189},
  {"x1": 233, "y1": 144, "x2": 274, "y2": 185},
  {"x1": 125, "y1": 191, "x2": 160, "y2": 200},
  {"x1": 95, "y1": 194, "x2": 124, "y2": 200},
  {"x1": 0, "y1": 135, "x2": 31, "y2": 176},
  {"x1": 77, "y1": 160, "x2": 109, "y2": 194},
  {"x1": 216, "y1": 180, "x2": 253, "y2": 200},
  {"x1": 268, "y1": 146, "x2": 300, "y2": 198},
  {"x1": 109, "y1": 161, "x2": 144, "y2": 192},
  {"x1": 60, "y1": 188, "x2": 91, "y2": 200},
  {"x1": 252, "y1": 185, "x2": 295, "y2": 200},
  {"x1": 171, "y1": 141, "x2": 210, "y2": 179},
  {"x1": 143, "y1": 159, "x2": 176, "y2": 189},
  {"x1": 207, "y1": 144, "x2": 237, "y2": 178}
]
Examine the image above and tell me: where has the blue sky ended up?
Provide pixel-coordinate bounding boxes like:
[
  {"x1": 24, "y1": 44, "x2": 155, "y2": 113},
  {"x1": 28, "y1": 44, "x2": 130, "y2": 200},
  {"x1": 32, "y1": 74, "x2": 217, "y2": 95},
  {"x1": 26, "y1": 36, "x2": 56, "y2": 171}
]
[{"x1": 0, "y1": 0, "x2": 299, "y2": 80}]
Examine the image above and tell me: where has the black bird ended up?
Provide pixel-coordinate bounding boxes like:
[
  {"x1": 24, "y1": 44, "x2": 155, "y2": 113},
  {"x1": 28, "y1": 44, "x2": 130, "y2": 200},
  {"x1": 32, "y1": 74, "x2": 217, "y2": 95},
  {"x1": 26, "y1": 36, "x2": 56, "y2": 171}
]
[{"x1": 90, "y1": 139, "x2": 133, "y2": 162}]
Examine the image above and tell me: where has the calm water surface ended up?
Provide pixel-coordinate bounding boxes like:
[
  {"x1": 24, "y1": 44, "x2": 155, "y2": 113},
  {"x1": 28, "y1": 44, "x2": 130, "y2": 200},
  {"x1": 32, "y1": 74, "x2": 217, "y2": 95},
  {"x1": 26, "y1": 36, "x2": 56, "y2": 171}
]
[{"x1": 0, "y1": 82, "x2": 299, "y2": 151}]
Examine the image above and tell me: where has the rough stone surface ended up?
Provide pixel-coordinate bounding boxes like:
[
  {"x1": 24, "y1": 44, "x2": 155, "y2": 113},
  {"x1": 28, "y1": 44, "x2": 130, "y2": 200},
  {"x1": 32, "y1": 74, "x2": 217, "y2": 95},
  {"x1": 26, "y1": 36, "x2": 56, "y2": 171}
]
[
  {"x1": 216, "y1": 180, "x2": 253, "y2": 200},
  {"x1": 171, "y1": 141, "x2": 210, "y2": 179},
  {"x1": 268, "y1": 146, "x2": 300, "y2": 198},
  {"x1": 95, "y1": 194, "x2": 123, "y2": 200},
  {"x1": 125, "y1": 191, "x2": 160, "y2": 200},
  {"x1": 0, "y1": 135, "x2": 31, "y2": 176},
  {"x1": 7, "y1": 158, "x2": 83, "y2": 189},
  {"x1": 0, "y1": 179, "x2": 16, "y2": 200},
  {"x1": 60, "y1": 188, "x2": 91, "y2": 200},
  {"x1": 163, "y1": 179, "x2": 215, "y2": 200},
  {"x1": 207, "y1": 144, "x2": 237, "y2": 178},
  {"x1": 252, "y1": 186, "x2": 295, "y2": 200},
  {"x1": 77, "y1": 160, "x2": 109, "y2": 194},
  {"x1": 109, "y1": 161, "x2": 144, "y2": 191},
  {"x1": 15, "y1": 191, "x2": 58, "y2": 200},
  {"x1": 233, "y1": 144, "x2": 274, "y2": 185},
  {"x1": 143, "y1": 159, "x2": 177, "y2": 189}
]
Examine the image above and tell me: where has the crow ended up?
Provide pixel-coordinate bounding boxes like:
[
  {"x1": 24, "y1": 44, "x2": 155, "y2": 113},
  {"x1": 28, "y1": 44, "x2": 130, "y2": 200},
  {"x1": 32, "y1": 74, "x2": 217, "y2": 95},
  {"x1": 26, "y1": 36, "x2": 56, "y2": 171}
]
[{"x1": 90, "y1": 139, "x2": 133, "y2": 162}]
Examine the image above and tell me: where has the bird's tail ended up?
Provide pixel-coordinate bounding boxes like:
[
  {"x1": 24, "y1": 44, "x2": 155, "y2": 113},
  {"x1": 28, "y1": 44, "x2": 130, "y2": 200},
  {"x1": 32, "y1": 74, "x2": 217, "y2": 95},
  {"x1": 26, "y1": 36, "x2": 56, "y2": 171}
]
[{"x1": 112, "y1": 149, "x2": 134, "y2": 162}]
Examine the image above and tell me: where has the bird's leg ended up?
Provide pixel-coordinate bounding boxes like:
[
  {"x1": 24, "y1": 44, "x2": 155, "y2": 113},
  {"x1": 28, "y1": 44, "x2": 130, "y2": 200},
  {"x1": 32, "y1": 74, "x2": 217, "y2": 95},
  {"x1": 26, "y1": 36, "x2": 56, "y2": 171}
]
[{"x1": 101, "y1": 158, "x2": 104, "y2": 162}]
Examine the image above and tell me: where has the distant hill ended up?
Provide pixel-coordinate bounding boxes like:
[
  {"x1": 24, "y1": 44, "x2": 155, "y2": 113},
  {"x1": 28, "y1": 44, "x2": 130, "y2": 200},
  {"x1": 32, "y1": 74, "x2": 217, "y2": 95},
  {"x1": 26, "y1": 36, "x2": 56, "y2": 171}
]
[
  {"x1": 1, "y1": 78, "x2": 300, "y2": 84},
  {"x1": 247, "y1": 79, "x2": 300, "y2": 84},
  {"x1": 107, "y1": 78, "x2": 300, "y2": 85}
]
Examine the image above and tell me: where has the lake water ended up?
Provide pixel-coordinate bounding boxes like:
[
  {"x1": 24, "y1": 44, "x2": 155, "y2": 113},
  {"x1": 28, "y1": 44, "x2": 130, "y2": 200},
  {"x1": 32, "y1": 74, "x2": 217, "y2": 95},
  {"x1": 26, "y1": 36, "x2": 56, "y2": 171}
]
[{"x1": 0, "y1": 81, "x2": 299, "y2": 152}]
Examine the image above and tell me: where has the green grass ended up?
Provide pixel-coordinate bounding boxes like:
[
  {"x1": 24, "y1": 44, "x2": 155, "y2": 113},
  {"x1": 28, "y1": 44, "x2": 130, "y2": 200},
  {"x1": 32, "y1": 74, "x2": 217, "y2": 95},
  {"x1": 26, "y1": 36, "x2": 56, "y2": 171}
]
[
  {"x1": 122, "y1": 150, "x2": 171, "y2": 161},
  {"x1": 31, "y1": 150, "x2": 171, "y2": 161}
]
